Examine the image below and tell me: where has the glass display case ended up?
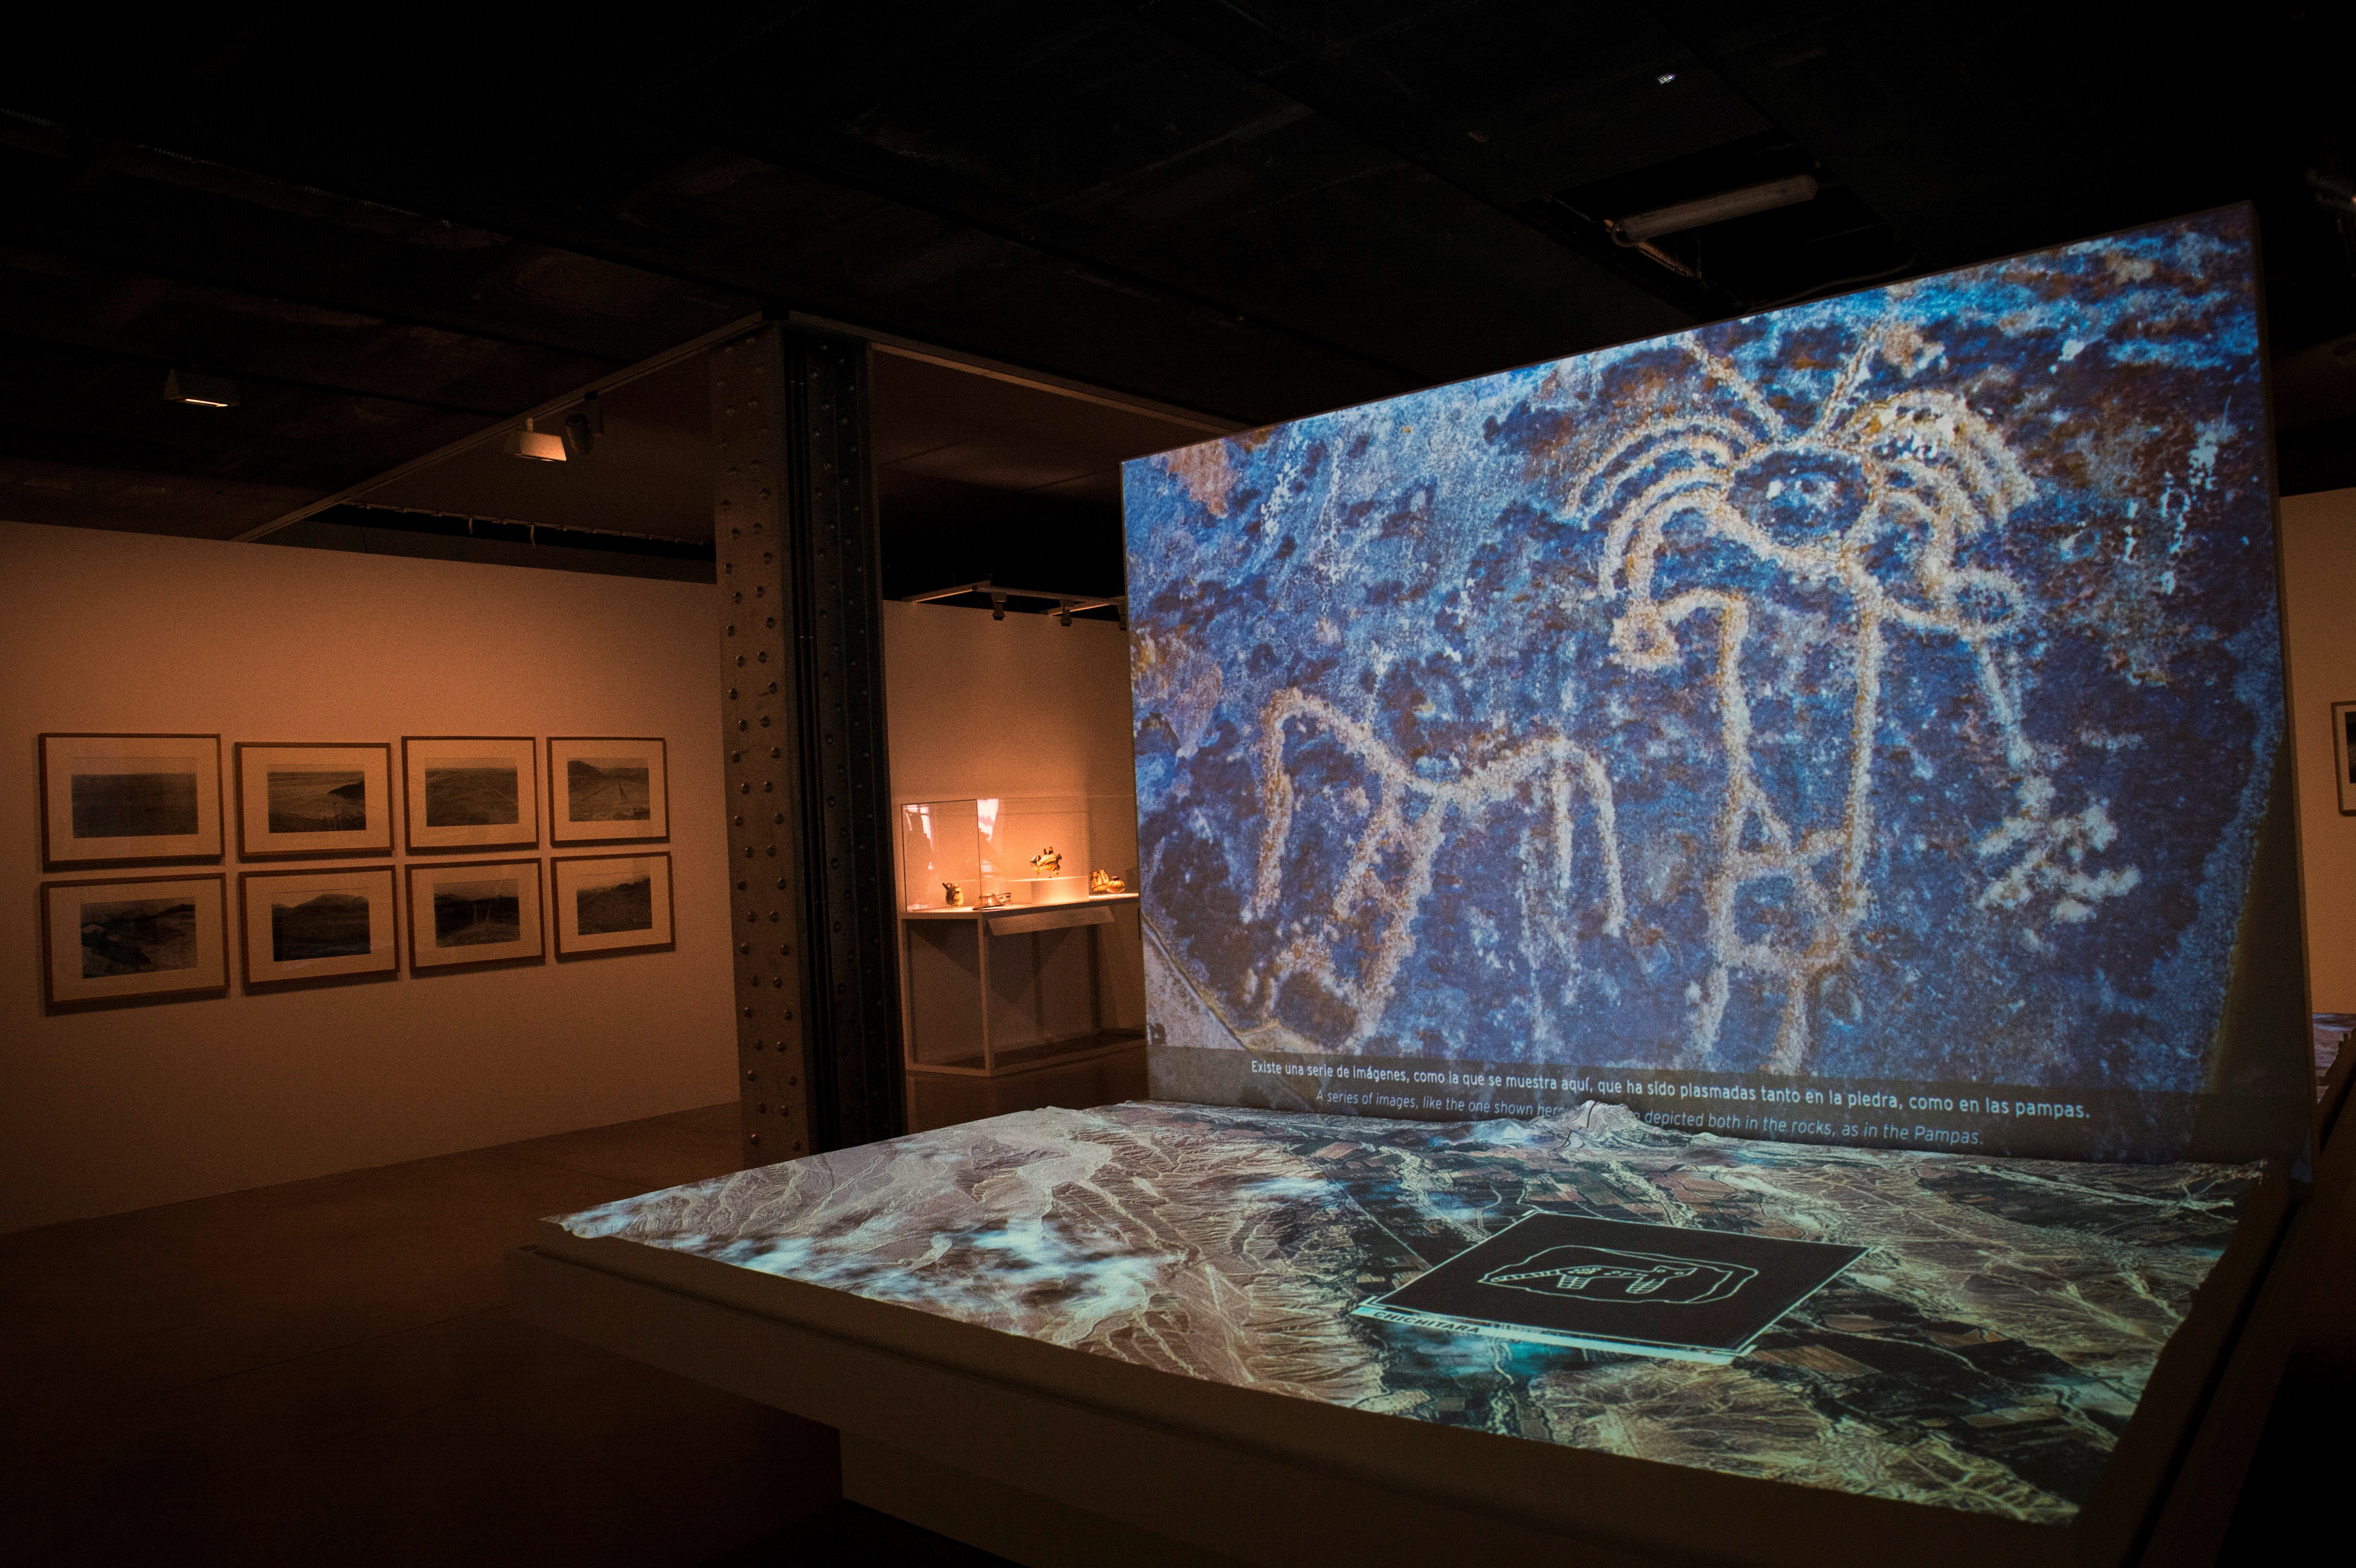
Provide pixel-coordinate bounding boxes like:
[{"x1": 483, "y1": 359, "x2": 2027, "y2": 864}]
[
  {"x1": 898, "y1": 795, "x2": 1138, "y2": 912},
  {"x1": 896, "y1": 795, "x2": 1147, "y2": 1115}
]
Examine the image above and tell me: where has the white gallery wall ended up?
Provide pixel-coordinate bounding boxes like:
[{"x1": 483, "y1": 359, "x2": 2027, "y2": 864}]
[
  {"x1": 882, "y1": 598, "x2": 1146, "y2": 1043},
  {"x1": 0, "y1": 520, "x2": 734, "y2": 1232},
  {"x1": 2283, "y1": 488, "x2": 2356, "y2": 1014},
  {"x1": 881, "y1": 599, "x2": 1138, "y2": 807}
]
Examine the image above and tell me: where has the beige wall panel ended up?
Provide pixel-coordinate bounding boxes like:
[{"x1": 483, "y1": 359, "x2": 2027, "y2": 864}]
[
  {"x1": 0, "y1": 520, "x2": 732, "y2": 1232},
  {"x1": 882, "y1": 599, "x2": 1143, "y2": 1052},
  {"x1": 881, "y1": 600, "x2": 1138, "y2": 806},
  {"x1": 2283, "y1": 489, "x2": 2356, "y2": 1013}
]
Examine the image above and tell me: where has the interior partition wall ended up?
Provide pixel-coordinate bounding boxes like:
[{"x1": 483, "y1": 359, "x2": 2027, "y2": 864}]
[{"x1": 714, "y1": 324, "x2": 904, "y2": 1158}]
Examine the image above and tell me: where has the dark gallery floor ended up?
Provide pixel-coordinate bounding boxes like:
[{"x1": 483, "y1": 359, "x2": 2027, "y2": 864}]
[
  {"x1": 0, "y1": 1102, "x2": 2341, "y2": 1566},
  {"x1": 0, "y1": 1105, "x2": 1000, "y2": 1567}
]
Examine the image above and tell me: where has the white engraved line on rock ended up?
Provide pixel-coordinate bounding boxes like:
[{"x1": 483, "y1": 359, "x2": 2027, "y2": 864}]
[
  {"x1": 1247, "y1": 688, "x2": 1627, "y2": 1049},
  {"x1": 1581, "y1": 326, "x2": 2137, "y2": 1071}
]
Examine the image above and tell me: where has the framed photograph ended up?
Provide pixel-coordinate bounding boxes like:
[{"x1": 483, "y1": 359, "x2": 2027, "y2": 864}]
[
  {"x1": 552, "y1": 852, "x2": 674, "y2": 958},
  {"x1": 39, "y1": 734, "x2": 224, "y2": 869},
  {"x1": 548, "y1": 736, "x2": 669, "y2": 844},
  {"x1": 2338, "y1": 702, "x2": 2356, "y2": 816},
  {"x1": 40, "y1": 873, "x2": 228, "y2": 1008},
  {"x1": 234, "y1": 742, "x2": 394, "y2": 859},
  {"x1": 407, "y1": 859, "x2": 545, "y2": 971},
  {"x1": 401, "y1": 736, "x2": 538, "y2": 851},
  {"x1": 239, "y1": 866, "x2": 399, "y2": 986}
]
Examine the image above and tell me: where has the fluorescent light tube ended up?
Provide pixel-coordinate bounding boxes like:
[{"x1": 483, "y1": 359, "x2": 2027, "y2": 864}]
[
  {"x1": 1611, "y1": 175, "x2": 1820, "y2": 244},
  {"x1": 164, "y1": 370, "x2": 239, "y2": 407}
]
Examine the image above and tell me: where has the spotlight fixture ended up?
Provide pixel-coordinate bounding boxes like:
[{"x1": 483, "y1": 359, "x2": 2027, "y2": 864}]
[
  {"x1": 163, "y1": 370, "x2": 238, "y2": 408},
  {"x1": 505, "y1": 416, "x2": 566, "y2": 463},
  {"x1": 1608, "y1": 174, "x2": 1819, "y2": 245},
  {"x1": 562, "y1": 394, "x2": 603, "y2": 461}
]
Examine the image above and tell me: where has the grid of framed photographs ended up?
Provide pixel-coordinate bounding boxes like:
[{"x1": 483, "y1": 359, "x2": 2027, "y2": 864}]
[{"x1": 36, "y1": 733, "x2": 674, "y2": 1010}]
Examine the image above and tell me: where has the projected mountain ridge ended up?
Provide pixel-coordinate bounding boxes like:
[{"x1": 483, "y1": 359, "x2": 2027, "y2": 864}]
[{"x1": 1126, "y1": 209, "x2": 2280, "y2": 1098}]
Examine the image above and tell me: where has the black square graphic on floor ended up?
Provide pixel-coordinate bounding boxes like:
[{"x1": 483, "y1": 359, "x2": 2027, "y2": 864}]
[{"x1": 1353, "y1": 1213, "x2": 1865, "y2": 1363}]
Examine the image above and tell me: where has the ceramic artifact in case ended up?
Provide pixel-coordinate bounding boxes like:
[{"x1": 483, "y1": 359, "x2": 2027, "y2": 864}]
[{"x1": 898, "y1": 795, "x2": 1139, "y2": 912}]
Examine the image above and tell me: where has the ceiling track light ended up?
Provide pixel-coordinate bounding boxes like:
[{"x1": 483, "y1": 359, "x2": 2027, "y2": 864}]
[
  {"x1": 1607, "y1": 174, "x2": 1819, "y2": 245},
  {"x1": 505, "y1": 416, "x2": 567, "y2": 462},
  {"x1": 164, "y1": 369, "x2": 238, "y2": 408},
  {"x1": 903, "y1": 578, "x2": 1127, "y2": 628}
]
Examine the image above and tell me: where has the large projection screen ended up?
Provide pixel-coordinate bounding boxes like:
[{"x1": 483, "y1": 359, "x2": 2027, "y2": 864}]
[{"x1": 1124, "y1": 208, "x2": 2308, "y2": 1164}]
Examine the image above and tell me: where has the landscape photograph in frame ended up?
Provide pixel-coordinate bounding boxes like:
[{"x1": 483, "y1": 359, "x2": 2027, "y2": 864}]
[
  {"x1": 234, "y1": 742, "x2": 393, "y2": 859},
  {"x1": 40, "y1": 873, "x2": 228, "y2": 1008},
  {"x1": 401, "y1": 736, "x2": 538, "y2": 852},
  {"x1": 548, "y1": 736, "x2": 669, "y2": 844},
  {"x1": 238, "y1": 865, "x2": 399, "y2": 987},
  {"x1": 39, "y1": 733, "x2": 223, "y2": 869},
  {"x1": 407, "y1": 859, "x2": 545, "y2": 971},
  {"x1": 1124, "y1": 208, "x2": 2301, "y2": 1163},
  {"x1": 552, "y1": 853, "x2": 673, "y2": 957}
]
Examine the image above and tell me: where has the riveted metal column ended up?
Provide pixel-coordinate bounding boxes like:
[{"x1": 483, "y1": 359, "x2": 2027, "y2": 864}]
[{"x1": 714, "y1": 325, "x2": 903, "y2": 1163}]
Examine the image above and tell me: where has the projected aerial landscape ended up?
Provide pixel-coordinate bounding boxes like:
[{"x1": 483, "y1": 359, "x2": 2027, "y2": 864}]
[
  {"x1": 558, "y1": 1100, "x2": 2259, "y2": 1520},
  {"x1": 1126, "y1": 211, "x2": 2281, "y2": 1110}
]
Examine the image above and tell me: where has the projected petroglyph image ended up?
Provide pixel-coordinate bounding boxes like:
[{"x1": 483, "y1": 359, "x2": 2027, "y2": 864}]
[
  {"x1": 1481, "y1": 1248, "x2": 1753, "y2": 1305},
  {"x1": 1125, "y1": 211, "x2": 2280, "y2": 1095}
]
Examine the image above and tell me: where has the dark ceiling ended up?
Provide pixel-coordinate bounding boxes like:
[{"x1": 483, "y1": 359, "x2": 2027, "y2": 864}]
[{"x1": 0, "y1": 3, "x2": 2351, "y2": 581}]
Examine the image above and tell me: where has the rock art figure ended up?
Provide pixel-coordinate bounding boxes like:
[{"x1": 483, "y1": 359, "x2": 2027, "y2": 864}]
[
  {"x1": 1581, "y1": 329, "x2": 2138, "y2": 1070},
  {"x1": 1246, "y1": 690, "x2": 1626, "y2": 1051}
]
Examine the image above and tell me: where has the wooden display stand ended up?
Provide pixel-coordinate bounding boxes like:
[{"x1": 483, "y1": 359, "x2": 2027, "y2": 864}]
[{"x1": 899, "y1": 894, "x2": 1146, "y2": 1132}]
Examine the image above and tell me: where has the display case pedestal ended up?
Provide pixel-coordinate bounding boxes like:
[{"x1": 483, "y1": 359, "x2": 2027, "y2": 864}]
[{"x1": 900, "y1": 894, "x2": 1147, "y2": 1133}]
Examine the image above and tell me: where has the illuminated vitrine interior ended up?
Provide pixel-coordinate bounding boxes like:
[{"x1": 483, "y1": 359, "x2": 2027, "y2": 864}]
[{"x1": 896, "y1": 795, "x2": 1145, "y2": 1083}]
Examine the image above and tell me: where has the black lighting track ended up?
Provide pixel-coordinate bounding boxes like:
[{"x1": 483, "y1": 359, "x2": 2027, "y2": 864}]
[
  {"x1": 309, "y1": 503, "x2": 716, "y2": 565},
  {"x1": 0, "y1": 325, "x2": 519, "y2": 420}
]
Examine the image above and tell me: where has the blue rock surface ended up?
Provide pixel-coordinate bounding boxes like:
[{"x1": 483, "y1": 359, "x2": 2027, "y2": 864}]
[{"x1": 1124, "y1": 210, "x2": 2279, "y2": 1098}]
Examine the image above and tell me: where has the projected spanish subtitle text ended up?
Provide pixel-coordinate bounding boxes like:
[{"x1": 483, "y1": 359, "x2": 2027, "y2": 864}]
[{"x1": 1247, "y1": 1056, "x2": 2096, "y2": 1149}]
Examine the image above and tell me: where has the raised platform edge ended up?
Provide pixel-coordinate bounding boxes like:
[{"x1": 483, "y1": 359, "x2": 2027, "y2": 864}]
[{"x1": 506, "y1": 1225, "x2": 2069, "y2": 1568}]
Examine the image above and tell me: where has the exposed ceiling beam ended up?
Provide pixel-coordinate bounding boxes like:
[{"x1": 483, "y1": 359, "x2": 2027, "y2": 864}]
[
  {"x1": 0, "y1": 109, "x2": 755, "y2": 364},
  {"x1": 6, "y1": 76, "x2": 1430, "y2": 419},
  {"x1": 232, "y1": 311, "x2": 766, "y2": 542},
  {"x1": 1112, "y1": 0, "x2": 1731, "y2": 319},
  {"x1": 789, "y1": 310, "x2": 1241, "y2": 437},
  {"x1": 0, "y1": 229, "x2": 641, "y2": 371}
]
